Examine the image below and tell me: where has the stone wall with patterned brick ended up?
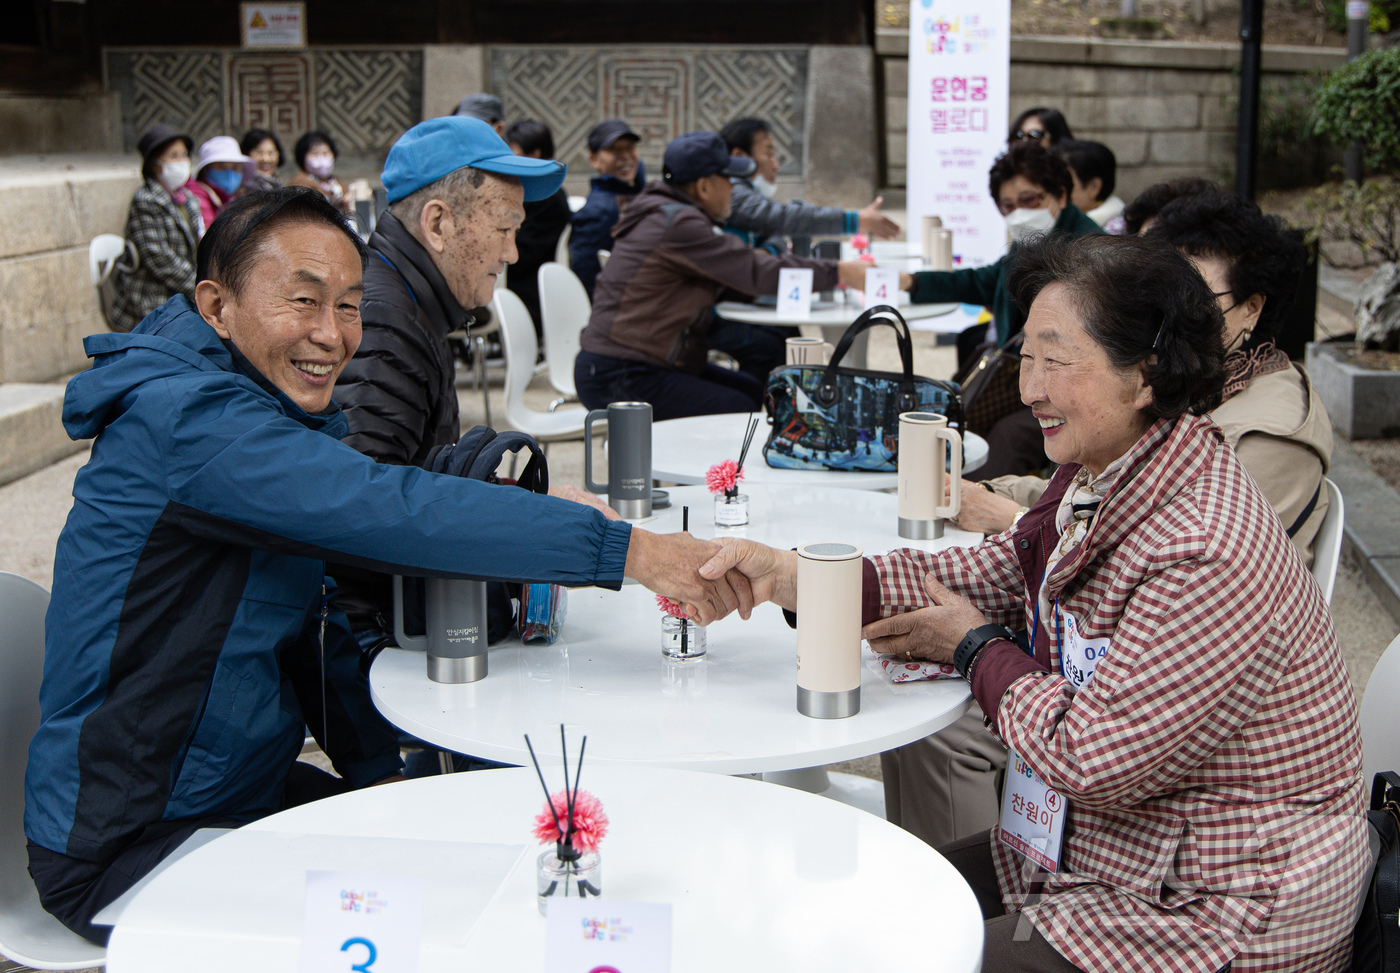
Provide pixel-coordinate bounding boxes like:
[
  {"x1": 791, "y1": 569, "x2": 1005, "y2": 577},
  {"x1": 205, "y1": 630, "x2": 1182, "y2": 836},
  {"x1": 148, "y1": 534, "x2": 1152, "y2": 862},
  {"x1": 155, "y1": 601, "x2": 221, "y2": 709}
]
[{"x1": 877, "y1": 33, "x2": 1346, "y2": 199}]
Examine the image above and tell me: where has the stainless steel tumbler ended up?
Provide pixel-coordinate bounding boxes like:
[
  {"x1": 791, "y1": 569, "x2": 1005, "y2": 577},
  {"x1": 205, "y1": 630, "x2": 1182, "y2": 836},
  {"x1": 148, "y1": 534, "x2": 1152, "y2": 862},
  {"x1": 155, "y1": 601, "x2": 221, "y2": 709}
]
[
  {"x1": 584, "y1": 401, "x2": 653, "y2": 520},
  {"x1": 392, "y1": 575, "x2": 489, "y2": 684}
]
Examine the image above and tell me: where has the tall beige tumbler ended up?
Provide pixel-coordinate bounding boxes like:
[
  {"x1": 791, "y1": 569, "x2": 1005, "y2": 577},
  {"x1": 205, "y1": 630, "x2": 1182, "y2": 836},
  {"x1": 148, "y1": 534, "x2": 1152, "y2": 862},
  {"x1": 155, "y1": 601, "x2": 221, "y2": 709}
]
[
  {"x1": 929, "y1": 229, "x2": 954, "y2": 271},
  {"x1": 920, "y1": 215, "x2": 943, "y2": 263},
  {"x1": 796, "y1": 542, "x2": 864, "y2": 719},
  {"x1": 898, "y1": 412, "x2": 962, "y2": 540}
]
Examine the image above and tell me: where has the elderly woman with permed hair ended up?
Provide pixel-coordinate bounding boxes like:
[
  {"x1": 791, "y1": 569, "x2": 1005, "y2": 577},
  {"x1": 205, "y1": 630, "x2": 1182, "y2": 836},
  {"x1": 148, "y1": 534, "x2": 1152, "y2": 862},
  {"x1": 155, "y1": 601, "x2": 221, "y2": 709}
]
[{"x1": 705, "y1": 234, "x2": 1368, "y2": 972}]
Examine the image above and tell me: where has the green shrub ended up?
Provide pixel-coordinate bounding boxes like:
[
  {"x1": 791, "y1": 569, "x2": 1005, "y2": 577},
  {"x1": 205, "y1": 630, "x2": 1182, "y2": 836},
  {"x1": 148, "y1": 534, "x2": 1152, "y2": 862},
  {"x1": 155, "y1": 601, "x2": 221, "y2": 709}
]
[
  {"x1": 1303, "y1": 178, "x2": 1400, "y2": 265},
  {"x1": 1312, "y1": 46, "x2": 1400, "y2": 172}
]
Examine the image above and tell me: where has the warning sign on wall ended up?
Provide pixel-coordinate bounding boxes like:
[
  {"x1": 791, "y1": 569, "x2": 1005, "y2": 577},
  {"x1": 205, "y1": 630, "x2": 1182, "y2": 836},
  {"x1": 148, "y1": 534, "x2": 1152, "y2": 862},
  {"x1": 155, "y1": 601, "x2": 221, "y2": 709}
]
[{"x1": 240, "y1": 3, "x2": 306, "y2": 49}]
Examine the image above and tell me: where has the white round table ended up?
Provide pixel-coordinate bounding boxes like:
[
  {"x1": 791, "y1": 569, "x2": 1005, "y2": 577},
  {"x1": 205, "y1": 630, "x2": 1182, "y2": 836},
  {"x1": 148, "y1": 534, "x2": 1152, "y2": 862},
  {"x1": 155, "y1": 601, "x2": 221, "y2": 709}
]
[
  {"x1": 715, "y1": 298, "x2": 959, "y2": 368},
  {"x1": 104, "y1": 768, "x2": 984, "y2": 973},
  {"x1": 651, "y1": 412, "x2": 988, "y2": 488},
  {"x1": 640, "y1": 483, "x2": 983, "y2": 555},
  {"x1": 370, "y1": 583, "x2": 972, "y2": 777}
]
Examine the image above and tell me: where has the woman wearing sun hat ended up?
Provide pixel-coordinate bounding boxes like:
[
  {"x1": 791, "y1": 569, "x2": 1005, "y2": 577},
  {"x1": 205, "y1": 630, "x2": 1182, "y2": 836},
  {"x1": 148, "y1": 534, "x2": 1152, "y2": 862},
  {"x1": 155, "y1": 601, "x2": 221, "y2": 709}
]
[{"x1": 185, "y1": 135, "x2": 257, "y2": 230}]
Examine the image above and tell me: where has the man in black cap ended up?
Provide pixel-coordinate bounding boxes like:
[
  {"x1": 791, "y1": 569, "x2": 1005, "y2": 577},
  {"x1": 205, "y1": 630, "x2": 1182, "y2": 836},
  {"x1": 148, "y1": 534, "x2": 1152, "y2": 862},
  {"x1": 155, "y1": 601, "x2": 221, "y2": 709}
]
[
  {"x1": 570, "y1": 119, "x2": 645, "y2": 296},
  {"x1": 575, "y1": 131, "x2": 866, "y2": 421}
]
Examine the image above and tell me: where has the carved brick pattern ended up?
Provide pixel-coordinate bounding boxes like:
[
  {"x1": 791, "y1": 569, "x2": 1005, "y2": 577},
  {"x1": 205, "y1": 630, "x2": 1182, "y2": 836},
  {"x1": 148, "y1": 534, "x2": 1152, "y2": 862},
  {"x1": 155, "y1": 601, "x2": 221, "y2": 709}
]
[
  {"x1": 491, "y1": 48, "x2": 806, "y2": 177},
  {"x1": 108, "y1": 48, "x2": 421, "y2": 157},
  {"x1": 229, "y1": 55, "x2": 311, "y2": 142},
  {"x1": 110, "y1": 50, "x2": 226, "y2": 151},
  {"x1": 601, "y1": 57, "x2": 688, "y2": 170},
  {"x1": 695, "y1": 51, "x2": 806, "y2": 174},
  {"x1": 313, "y1": 51, "x2": 422, "y2": 153}
]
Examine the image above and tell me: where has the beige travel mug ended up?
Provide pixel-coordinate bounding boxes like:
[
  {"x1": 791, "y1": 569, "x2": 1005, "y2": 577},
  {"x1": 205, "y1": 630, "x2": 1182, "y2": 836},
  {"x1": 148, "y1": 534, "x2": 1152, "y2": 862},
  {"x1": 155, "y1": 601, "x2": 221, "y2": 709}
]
[
  {"x1": 898, "y1": 412, "x2": 962, "y2": 540},
  {"x1": 930, "y1": 229, "x2": 954, "y2": 271},
  {"x1": 796, "y1": 542, "x2": 863, "y2": 719},
  {"x1": 785, "y1": 336, "x2": 834, "y2": 366},
  {"x1": 921, "y1": 215, "x2": 943, "y2": 263}
]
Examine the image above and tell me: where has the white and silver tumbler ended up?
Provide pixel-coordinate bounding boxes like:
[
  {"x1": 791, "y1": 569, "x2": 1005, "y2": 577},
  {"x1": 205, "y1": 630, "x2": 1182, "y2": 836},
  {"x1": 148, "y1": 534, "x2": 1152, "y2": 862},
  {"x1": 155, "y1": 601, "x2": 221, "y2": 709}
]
[
  {"x1": 898, "y1": 411, "x2": 962, "y2": 540},
  {"x1": 795, "y1": 542, "x2": 863, "y2": 719}
]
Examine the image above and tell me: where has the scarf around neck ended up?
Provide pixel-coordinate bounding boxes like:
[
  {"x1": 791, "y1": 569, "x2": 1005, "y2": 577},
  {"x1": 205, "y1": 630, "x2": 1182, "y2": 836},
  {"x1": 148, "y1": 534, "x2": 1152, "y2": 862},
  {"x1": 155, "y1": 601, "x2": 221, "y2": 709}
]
[{"x1": 1221, "y1": 339, "x2": 1290, "y2": 401}]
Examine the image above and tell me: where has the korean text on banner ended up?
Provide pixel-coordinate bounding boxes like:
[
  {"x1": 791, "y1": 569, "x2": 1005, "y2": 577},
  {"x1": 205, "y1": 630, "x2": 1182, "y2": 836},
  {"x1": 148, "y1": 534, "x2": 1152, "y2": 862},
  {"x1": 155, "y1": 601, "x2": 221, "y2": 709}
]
[{"x1": 906, "y1": 0, "x2": 1011, "y2": 269}]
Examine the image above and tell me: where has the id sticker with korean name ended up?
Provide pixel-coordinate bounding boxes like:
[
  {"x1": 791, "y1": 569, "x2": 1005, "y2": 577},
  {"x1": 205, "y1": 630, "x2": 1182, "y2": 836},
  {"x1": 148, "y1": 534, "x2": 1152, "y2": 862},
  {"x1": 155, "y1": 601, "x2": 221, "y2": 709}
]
[
  {"x1": 1059, "y1": 608, "x2": 1109, "y2": 692},
  {"x1": 999, "y1": 750, "x2": 1067, "y2": 873}
]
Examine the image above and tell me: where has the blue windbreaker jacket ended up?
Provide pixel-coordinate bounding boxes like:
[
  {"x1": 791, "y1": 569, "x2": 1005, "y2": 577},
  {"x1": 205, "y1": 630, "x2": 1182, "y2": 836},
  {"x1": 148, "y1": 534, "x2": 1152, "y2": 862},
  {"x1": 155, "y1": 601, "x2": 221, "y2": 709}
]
[{"x1": 25, "y1": 296, "x2": 632, "y2": 862}]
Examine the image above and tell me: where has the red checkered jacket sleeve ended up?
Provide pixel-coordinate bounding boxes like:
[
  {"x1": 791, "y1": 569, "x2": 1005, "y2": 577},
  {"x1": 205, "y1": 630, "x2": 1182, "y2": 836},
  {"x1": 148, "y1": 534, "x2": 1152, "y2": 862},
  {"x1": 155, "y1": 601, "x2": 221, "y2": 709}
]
[{"x1": 868, "y1": 527, "x2": 1028, "y2": 627}]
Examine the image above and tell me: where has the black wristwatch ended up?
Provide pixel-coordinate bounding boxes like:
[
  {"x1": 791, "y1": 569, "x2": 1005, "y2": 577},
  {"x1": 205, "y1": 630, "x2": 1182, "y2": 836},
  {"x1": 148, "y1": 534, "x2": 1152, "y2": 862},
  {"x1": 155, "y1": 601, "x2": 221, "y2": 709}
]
[{"x1": 953, "y1": 624, "x2": 1016, "y2": 680}]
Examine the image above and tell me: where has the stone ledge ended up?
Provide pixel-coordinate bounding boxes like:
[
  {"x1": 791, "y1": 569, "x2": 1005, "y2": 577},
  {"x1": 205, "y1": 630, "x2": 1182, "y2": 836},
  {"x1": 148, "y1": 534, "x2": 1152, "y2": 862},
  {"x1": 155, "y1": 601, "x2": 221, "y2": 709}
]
[
  {"x1": 1330, "y1": 436, "x2": 1400, "y2": 624},
  {"x1": 1307, "y1": 342, "x2": 1400, "y2": 440},
  {"x1": 0, "y1": 383, "x2": 84, "y2": 488},
  {"x1": 877, "y1": 29, "x2": 1345, "y2": 75}
]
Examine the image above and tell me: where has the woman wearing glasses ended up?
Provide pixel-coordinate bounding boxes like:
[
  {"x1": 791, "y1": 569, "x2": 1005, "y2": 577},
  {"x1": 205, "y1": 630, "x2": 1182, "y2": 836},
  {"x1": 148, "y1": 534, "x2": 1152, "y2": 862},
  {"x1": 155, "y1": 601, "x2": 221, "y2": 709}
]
[
  {"x1": 1008, "y1": 106, "x2": 1073, "y2": 148},
  {"x1": 900, "y1": 141, "x2": 1103, "y2": 478}
]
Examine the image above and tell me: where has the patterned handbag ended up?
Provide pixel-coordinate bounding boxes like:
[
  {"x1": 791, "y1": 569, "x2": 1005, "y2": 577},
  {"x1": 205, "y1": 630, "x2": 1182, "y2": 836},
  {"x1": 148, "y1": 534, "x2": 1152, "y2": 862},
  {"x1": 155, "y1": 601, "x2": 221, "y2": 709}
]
[
  {"x1": 762, "y1": 305, "x2": 962, "y2": 472},
  {"x1": 957, "y1": 333, "x2": 1024, "y2": 438}
]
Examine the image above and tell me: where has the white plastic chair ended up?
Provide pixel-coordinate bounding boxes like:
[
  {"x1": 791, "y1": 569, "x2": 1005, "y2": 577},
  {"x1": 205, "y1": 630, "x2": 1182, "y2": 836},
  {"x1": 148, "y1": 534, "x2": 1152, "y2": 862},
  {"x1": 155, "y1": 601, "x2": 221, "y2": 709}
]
[
  {"x1": 1359, "y1": 631, "x2": 1400, "y2": 784},
  {"x1": 1311, "y1": 478, "x2": 1344, "y2": 605},
  {"x1": 88, "y1": 234, "x2": 136, "y2": 330},
  {"x1": 492, "y1": 288, "x2": 587, "y2": 450},
  {"x1": 567, "y1": 195, "x2": 587, "y2": 214},
  {"x1": 537, "y1": 263, "x2": 592, "y2": 410},
  {"x1": 0, "y1": 572, "x2": 108, "y2": 969}
]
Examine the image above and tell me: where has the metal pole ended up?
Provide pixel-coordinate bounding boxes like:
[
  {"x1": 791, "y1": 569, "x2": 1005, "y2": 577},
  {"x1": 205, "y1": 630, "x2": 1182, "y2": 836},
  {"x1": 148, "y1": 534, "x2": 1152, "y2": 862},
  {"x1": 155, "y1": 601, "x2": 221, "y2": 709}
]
[
  {"x1": 1235, "y1": 0, "x2": 1264, "y2": 201},
  {"x1": 1346, "y1": 0, "x2": 1370, "y2": 183}
]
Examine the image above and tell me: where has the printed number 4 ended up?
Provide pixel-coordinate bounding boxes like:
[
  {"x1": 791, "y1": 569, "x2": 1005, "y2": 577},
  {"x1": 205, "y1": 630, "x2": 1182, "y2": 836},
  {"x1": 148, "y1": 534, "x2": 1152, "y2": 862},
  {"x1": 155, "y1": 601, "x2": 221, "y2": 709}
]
[
  {"x1": 875, "y1": 285, "x2": 887, "y2": 298},
  {"x1": 342, "y1": 937, "x2": 377, "y2": 973},
  {"x1": 788, "y1": 286, "x2": 802, "y2": 302}
]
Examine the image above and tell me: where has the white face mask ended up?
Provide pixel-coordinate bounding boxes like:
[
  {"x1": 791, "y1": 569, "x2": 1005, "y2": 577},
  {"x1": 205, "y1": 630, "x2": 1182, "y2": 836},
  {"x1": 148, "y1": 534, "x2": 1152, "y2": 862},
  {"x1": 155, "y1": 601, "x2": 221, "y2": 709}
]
[
  {"x1": 1005, "y1": 206, "x2": 1056, "y2": 243},
  {"x1": 752, "y1": 174, "x2": 778, "y2": 199},
  {"x1": 158, "y1": 160, "x2": 190, "y2": 192}
]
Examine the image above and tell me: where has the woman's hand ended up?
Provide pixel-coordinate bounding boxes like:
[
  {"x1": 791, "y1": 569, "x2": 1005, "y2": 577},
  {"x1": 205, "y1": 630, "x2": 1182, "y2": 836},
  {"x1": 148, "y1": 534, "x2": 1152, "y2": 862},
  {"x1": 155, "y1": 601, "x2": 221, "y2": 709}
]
[
  {"x1": 548, "y1": 483, "x2": 620, "y2": 520},
  {"x1": 861, "y1": 574, "x2": 988, "y2": 662},
  {"x1": 699, "y1": 539, "x2": 799, "y2": 613},
  {"x1": 949, "y1": 479, "x2": 1023, "y2": 535}
]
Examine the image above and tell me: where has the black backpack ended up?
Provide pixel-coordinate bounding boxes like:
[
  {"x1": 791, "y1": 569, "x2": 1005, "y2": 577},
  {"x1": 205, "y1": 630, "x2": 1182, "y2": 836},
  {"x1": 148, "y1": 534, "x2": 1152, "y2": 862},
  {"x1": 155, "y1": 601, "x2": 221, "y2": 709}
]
[
  {"x1": 400, "y1": 425, "x2": 548, "y2": 644},
  {"x1": 1352, "y1": 771, "x2": 1400, "y2": 973}
]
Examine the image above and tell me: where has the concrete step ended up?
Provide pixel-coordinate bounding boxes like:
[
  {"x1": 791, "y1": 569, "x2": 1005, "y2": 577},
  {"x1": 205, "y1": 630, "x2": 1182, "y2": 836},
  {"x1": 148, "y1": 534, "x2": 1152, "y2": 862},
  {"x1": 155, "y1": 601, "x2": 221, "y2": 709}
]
[{"x1": 0, "y1": 383, "x2": 84, "y2": 487}]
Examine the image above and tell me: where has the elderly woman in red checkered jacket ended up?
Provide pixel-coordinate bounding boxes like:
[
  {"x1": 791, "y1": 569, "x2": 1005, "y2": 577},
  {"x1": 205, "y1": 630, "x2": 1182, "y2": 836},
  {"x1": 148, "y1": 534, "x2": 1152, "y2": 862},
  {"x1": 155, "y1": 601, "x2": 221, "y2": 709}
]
[{"x1": 703, "y1": 234, "x2": 1368, "y2": 973}]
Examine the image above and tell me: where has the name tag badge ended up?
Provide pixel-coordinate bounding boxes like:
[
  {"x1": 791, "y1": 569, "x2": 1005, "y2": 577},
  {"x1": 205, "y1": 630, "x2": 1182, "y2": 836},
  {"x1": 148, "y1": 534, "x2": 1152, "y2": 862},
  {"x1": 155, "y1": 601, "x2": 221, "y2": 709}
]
[
  {"x1": 1059, "y1": 609, "x2": 1109, "y2": 692},
  {"x1": 999, "y1": 749, "x2": 1067, "y2": 873}
]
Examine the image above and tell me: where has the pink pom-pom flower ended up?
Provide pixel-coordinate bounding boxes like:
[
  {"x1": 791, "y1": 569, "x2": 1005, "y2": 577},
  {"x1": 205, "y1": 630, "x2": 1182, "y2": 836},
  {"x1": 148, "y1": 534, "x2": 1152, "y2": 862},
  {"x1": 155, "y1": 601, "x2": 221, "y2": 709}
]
[
  {"x1": 858, "y1": 252, "x2": 877, "y2": 264},
  {"x1": 851, "y1": 232, "x2": 870, "y2": 251},
  {"x1": 705, "y1": 458, "x2": 744, "y2": 495},
  {"x1": 656, "y1": 594, "x2": 689, "y2": 619},
  {"x1": 534, "y1": 789, "x2": 609, "y2": 853}
]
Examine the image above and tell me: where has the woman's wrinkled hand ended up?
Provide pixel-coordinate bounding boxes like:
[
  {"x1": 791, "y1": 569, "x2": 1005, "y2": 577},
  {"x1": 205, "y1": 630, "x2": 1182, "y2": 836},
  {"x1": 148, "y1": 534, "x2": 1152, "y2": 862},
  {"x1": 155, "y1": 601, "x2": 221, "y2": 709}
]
[
  {"x1": 861, "y1": 574, "x2": 987, "y2": 663},
  {"x1": 948, "y1": 479, "x2": 1022, "y2": 535}
]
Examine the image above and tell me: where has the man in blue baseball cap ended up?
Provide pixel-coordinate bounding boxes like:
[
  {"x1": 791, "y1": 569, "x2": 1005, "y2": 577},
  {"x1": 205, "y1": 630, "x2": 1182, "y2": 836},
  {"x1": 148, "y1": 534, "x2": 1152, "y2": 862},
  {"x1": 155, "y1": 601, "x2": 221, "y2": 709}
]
[
  {"x1": 331, "y1": 115, "x2": 607, "y2": 745},
  {"x1": 576, "y1": 131, "x2": 866, "y2": 420}
]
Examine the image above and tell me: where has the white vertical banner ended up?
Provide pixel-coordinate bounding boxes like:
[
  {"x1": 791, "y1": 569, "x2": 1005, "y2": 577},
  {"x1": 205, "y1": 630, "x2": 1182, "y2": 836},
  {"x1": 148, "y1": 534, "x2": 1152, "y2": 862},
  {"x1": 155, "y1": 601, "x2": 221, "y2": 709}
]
[{"x1": 906, "y1": 0, "x2": 1011, "y2": 269}]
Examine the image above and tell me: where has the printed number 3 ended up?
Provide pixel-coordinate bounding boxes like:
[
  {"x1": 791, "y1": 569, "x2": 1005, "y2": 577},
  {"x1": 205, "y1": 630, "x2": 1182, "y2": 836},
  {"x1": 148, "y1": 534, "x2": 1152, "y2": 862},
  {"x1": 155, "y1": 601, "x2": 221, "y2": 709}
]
[{"x1": 341, "y1": 937, "x2": 377, "y2": 973}]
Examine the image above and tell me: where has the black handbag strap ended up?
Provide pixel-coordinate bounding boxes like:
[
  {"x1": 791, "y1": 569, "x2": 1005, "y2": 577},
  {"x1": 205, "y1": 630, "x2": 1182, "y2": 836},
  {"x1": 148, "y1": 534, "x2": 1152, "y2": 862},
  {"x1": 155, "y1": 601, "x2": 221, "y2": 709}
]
[{"x1": 814, "y1": 304, "x2": 917, "y2": 410}]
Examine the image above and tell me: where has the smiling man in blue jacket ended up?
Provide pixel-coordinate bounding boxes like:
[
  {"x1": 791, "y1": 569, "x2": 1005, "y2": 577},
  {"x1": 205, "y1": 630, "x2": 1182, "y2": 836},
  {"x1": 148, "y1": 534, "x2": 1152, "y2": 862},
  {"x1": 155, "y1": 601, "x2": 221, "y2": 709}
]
[{"x1": 23, "y1": 186, "x2": 748, "y2": 945}]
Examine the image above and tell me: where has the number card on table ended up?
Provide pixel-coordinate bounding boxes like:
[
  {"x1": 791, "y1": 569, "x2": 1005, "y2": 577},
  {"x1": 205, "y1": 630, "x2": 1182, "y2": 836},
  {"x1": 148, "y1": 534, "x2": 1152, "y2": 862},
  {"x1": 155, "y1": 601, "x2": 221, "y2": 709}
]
[
  {"x1": 776, "y1": 268, "x2": 814, "y2": 319},
  {"x1": 544, "y1": 899, "x2": 672, "y2": 973},
  {"x1": 864, "y1": 267, "x2": 901, "y2": 309},
  {"x1": 999, "y1": 751, "x2": 1066, "y2": 873},
  {"x1": 299, "y1": 870, "x2": 424, "y2": 973}
]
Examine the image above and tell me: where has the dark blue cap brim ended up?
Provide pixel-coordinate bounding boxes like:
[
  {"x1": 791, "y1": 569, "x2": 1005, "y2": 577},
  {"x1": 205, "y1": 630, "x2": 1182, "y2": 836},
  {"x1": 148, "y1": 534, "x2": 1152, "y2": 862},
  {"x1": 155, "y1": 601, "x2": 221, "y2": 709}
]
[
  {"x1": 721, "y1": 155, "x2": 758, "y2": 178},
  {"x1": 472, "y1": 152, "x2": 567, "y2": 202}
]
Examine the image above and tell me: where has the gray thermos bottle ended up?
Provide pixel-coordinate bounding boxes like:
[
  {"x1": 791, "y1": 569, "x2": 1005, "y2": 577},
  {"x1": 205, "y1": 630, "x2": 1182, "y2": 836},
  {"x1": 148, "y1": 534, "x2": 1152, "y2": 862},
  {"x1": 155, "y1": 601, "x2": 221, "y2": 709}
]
[
  {"x1": 392, "y1": 575, "x2": 489, "y2": 684},
  {"x1": 584, "y1": 400, "x2": 653, "y2": 520}
]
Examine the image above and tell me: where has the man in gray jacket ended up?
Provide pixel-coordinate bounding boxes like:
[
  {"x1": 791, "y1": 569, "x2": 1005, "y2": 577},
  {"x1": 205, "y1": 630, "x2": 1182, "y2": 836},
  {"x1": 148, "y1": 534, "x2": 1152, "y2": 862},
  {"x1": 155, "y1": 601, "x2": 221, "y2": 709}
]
[
  {"x1": 720, "y1": 118, "x2": 900, "y2": 252},
  {"x1": 709, "y1": 118, "x2": 901, "y2": 378}
]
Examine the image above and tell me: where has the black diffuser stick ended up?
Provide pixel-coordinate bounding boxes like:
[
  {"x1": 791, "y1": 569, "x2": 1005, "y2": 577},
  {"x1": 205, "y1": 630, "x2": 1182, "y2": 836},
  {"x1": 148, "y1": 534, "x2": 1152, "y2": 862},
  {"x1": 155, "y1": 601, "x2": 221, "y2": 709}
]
[
  {"x1": 559, "y1": 724, "x2": 572, "y2": 843},
  {"x1": 736, "y1": 414, "x2": 760, "y2": 476},
  {"x1": 524, "y1": 733, "x2": 564, "y2": 839},
  {"x1": 681, "y1": 505, "x2": 690, "y2": 655}
]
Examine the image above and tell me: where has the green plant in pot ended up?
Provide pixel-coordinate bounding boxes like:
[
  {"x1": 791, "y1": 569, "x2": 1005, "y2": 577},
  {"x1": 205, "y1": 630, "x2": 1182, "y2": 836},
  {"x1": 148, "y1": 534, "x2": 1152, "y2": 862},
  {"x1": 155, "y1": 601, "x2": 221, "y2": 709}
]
[{"x1": 1310, "y1": 47, "x2": 1400, "y2": 351}]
